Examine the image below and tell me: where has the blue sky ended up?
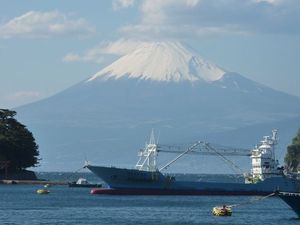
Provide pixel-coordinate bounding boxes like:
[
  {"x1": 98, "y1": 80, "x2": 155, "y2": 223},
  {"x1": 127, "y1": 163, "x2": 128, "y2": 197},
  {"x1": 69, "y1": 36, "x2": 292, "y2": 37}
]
[{"x1": 1, "y1": 0, "x2": 300, "y2": 108}]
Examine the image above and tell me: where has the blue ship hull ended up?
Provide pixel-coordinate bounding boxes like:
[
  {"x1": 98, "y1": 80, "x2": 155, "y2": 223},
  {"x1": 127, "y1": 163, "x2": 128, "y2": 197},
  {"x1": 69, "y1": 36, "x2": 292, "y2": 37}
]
[{"x1": 87, "y1": 165, "x2": 300, "y2": 195}]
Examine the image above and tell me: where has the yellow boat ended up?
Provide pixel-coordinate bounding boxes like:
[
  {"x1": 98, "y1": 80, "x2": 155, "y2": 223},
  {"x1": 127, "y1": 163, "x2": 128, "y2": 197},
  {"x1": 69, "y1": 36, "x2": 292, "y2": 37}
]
[
  {"x1": 36, "y1": 189, "x2": 50, "y2": 194},
  {"x1": 212, "y1": 205, "x2": 232, "y2": 216}
]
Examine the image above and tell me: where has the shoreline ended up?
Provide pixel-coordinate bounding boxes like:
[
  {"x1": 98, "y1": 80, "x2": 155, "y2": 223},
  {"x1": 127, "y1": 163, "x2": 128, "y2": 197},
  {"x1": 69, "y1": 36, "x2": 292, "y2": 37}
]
[{"x1": 0, "y1": 179, "x2": 68, "y2": 185}]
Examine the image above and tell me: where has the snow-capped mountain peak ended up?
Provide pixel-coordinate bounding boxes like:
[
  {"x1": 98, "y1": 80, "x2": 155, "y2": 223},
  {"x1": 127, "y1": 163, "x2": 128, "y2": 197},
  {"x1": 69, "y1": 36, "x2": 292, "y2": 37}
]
[{"x1": 87, "y1": 41, "x2": 226, "y2": 82}]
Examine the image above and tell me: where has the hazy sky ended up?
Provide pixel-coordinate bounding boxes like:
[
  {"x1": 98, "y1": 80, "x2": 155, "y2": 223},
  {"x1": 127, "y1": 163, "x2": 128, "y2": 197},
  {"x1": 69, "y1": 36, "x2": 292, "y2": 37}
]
[{"x1": 1, "y1": 0, "x2": 300, "y2": 108}]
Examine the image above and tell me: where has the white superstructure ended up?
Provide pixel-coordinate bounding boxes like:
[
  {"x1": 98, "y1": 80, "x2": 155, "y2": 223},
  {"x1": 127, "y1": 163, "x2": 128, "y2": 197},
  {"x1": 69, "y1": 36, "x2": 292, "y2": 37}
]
[{"x1": 249, "y1": 129, "x2": 282, "y2": 182}]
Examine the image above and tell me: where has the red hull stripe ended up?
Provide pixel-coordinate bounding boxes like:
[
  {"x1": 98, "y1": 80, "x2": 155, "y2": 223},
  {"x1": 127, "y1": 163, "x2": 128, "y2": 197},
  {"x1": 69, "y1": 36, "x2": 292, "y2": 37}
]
[{"x1": 90, "y1": 188, "x2": 272, "y2": 196}]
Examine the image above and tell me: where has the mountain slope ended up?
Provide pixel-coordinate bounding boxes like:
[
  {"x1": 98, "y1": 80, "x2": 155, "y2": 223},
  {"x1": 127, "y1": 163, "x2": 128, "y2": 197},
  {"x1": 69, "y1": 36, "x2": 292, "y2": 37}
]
[
  {"x1": 88, "y1": 42, "x2": 225, "y2": 82},
  {"x1": 16, "y1": 41, "x2": 300, "y2": 172}
]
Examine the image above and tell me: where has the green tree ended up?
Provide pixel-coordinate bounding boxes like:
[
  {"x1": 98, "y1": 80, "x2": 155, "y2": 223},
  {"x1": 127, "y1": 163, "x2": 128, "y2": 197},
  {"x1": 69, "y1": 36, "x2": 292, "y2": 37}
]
[
  {"x1": 0, "y1": 109, "x2": 39, "y2": 172},
  {"x1": 284, "y1": 128, "x2": 300, "y2": 172}
]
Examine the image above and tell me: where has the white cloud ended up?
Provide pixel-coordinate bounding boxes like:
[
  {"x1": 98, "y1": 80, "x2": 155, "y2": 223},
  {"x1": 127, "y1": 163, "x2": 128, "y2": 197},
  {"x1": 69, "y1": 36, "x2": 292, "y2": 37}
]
[
  {"x1": 254, "y1": 0, "x2": 283, "y2": 4},
  {"x1": 120, "y1": 0, "x2": 300, "y2": 38},
  {"x1": 2, "y1": 91, "x2": 43, "y2": 108},
  {"x1": 62, "y1": 53, "x2": 82, "y2": 62},
  {"x1": 113, "y1": 0, "x2": 135, "y2": 10},
  {"x1": 63, "y1": 39, "x2": 147, "y2": 64},
  {"x1": 0, "y1": 11, "x2": 95, "y2": 39},
  {"x1": 101, "y1": 39, "x2": 147, "y2": 55},
  {"x1": 8, "y1": 91, "x2": 41, "y2": 101},
  {"x1": 63, "y1": 50, "x2": 104, "y2": 64},
  {"x1": 141, "y1": 0, "x2": 200, "y2": 24}
]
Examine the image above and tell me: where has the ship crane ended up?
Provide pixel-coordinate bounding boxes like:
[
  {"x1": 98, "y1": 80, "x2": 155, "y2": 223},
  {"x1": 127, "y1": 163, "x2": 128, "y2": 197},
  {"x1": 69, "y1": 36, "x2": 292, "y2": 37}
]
[
  {"x1": 158, "y1": 141, "x2": 202, "y2": 171},
  {"x1": 135, "y1": 130, "x2": 285, "y2": 180},
  {"x1": 158, "y1": 143, "x2": 251, "y2": 156},
  {"x1": 158, "y1": 142, "x2": 250, "y2": 173}
]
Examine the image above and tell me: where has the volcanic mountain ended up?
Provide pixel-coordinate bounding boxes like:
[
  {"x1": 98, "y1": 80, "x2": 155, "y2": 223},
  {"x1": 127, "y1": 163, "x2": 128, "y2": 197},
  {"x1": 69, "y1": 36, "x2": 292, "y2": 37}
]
[
  {"x1": 88, "y1": 41, "x2": 225, "y2": 82},
  {"x1": 17, "y1": 41, "x2": 300, "y2": 171}
]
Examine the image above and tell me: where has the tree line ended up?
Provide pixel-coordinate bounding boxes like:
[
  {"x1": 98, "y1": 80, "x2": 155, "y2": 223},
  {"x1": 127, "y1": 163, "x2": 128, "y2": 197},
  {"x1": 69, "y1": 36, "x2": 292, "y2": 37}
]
[
  {"x1": 0, "y1": 109, "x2": 39, "y2": 173},
  {"x1": 284, "y1": 128, "x2": 300, "y2": 172}
]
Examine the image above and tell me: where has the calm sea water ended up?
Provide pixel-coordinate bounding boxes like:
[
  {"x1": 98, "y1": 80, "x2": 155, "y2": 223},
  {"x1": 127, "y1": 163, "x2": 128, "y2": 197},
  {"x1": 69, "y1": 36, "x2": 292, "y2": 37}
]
[{"x1": 0, "y1": 173, "x2": 299, "y2": 225}]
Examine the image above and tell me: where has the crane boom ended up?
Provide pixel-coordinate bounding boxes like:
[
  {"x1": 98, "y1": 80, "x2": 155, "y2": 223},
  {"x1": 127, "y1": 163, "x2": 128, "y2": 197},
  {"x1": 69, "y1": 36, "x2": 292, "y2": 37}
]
[
  {"x1": 159, "y1": 141, "x2": 202, "y2": 171},
  {"x1": 158, "y1": 143, "x2": 250, "y2": 156},
  {"x1": 158, "y1": 141, "x2": 249, "y2": 173},
  {"x1": 203, "y1": 143, "x2": 244, "y2": 174}
]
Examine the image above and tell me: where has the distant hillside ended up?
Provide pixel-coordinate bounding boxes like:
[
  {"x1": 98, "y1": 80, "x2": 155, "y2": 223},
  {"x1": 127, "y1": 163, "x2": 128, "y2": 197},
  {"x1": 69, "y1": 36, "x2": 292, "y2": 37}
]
[{"x1": 16, "y1": 41, "x2": 300, "y2": 172}]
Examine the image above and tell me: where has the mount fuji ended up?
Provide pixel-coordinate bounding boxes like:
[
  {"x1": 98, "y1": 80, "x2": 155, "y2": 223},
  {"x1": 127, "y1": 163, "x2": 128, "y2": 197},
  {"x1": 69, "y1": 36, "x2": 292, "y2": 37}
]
[
  {"x1": 16, "y1": 41, "x2": 300, "y2": 172},
  {"x1": 88, "y1": 41, "x2": 225, "y2": 82}
]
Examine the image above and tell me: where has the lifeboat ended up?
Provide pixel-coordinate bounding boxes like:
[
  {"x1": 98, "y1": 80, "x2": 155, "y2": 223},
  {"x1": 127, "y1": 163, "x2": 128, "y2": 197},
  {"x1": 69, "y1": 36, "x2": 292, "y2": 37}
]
[
  {"x1": 212, "y1": 205, "x2": 232, "y2": 216},
  {"x1": 36, "y1": 189, "x2": 50, "y2": 194}
]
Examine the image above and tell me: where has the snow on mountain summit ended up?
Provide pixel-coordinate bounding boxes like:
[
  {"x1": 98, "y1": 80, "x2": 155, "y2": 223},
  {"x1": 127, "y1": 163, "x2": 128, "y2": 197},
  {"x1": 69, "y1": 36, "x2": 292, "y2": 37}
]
[{"x1": 87, "y1": 41, "x2": 226, "y2": 82}]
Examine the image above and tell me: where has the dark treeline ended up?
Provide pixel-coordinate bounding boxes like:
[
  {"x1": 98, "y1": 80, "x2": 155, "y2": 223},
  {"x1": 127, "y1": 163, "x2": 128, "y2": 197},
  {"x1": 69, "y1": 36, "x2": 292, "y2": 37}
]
[
  {"x1": 0, "y1": 109, "x2": 39, "y2": 173},
  {"x1": 284, "y1": 128, "x2": 300, "y2": 172}
]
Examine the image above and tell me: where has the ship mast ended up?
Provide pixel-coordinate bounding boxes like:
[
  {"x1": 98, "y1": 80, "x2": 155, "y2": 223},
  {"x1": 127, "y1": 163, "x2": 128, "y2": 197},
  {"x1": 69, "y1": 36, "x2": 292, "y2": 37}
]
[{"x1": 135, "y1": 130, "x2": 158, "y2": 172}]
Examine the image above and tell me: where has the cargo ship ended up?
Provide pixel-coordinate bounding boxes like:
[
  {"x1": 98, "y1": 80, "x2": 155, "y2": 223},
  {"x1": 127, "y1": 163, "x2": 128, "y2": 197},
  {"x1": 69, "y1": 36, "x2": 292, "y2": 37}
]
[{"x1": 86, "y1": 130, "x2": 300, "y2": 195}]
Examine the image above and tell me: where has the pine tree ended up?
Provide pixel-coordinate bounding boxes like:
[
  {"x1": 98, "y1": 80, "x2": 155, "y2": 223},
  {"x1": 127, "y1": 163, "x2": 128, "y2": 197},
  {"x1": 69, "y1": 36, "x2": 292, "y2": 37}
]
[
  {"x1": 0, "y1": 109, "x2": 39, "y2": 172},
  {"x1": 284, "y1": 128, "x2": 300, "y2": 172}
]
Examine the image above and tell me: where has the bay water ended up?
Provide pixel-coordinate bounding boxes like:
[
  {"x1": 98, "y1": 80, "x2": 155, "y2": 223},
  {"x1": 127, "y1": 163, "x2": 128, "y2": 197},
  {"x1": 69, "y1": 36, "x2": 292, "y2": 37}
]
[{"x1": 0, "y1": 172, "x2": 299, "y2": 225}]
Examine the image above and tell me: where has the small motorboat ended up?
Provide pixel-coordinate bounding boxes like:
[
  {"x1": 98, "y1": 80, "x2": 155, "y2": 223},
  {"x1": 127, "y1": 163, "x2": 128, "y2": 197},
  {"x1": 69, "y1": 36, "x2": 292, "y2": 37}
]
[
  {"x1": 36, "y1": 189, "x2": 50, "y2": 194},
  {"x1": 212, "y1": 205, "x2": 232, "y2": 216}
]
